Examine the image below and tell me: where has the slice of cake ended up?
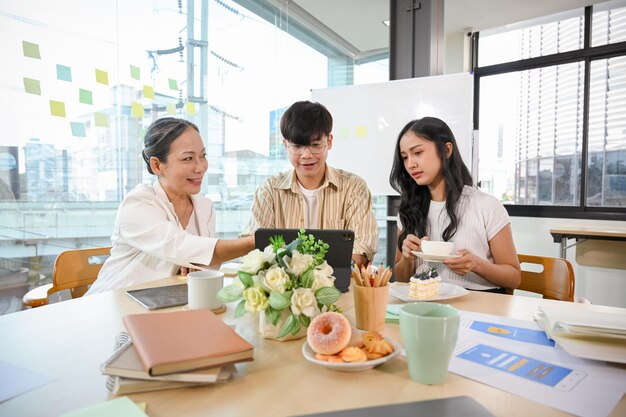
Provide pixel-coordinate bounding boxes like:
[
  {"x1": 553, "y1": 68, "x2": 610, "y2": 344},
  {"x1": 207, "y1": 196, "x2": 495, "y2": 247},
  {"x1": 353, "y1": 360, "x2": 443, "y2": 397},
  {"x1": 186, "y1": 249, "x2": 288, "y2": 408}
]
[{"x1": 409, "y1": 267, "x2": 441, "y2": 299}]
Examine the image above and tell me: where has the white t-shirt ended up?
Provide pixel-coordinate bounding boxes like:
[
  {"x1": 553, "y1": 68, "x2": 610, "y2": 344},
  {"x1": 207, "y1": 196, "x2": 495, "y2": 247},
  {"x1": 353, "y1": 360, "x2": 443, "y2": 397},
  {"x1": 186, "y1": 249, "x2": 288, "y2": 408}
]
[
  {"x1": 298, "y1": 182, "x2": 321, "y2": 229},
  {"x1": 397, "y1": 186, "x2": 510, "y2": 290}
]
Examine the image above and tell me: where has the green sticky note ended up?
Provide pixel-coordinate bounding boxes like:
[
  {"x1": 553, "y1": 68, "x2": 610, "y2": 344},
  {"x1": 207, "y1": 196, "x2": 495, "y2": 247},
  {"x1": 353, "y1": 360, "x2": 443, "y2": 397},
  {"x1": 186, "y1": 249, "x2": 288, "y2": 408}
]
[
  {"x1": 50, "y1": 100, "x2": 66, "y2": 118},
  {"x1": 56, "y1": 64, "x2": 72, "y2": 82},
  {"x1": 143, "y1": 85, "x2": 154, "y2": 99},
  {"x1": 166, "y1": 102, "x2": 176, "y2": 115},
  {"x1": 337, "y1": 127, "x2": 349, "y2": 139},
  {"x1": 168, "y1": 78, "x2": 178, "y2": 90},
  {"x1": 95, "y1": 69, "x2": 109, "y2": 85},
  {"x1": 130, "y1": 65, "x2": 140, "y2": 80},
  {"x1": 94, "y1": 112, "x2": 109, "y2": 127},
  {"x1": 79, "y1": 88, "x2": 93, "y2": 105},
  {"x1": 22, "y1": 41, "x2": 41, "y2": 59},
  {"x1": 59, "y1": 396, "x2": 148, "y2": 417},
  {"x1": 185, "y1": 101, "x2": 195, "y2": 115},
  {"x1": 70, "y1": 122, "x2": 86, "y2": 137},
  {"x1": 23, "y1": 78, "x2": 41, "y2": 95},
  {"x1": 131, "y1": 102, "x2": 144, "y2": 118}
]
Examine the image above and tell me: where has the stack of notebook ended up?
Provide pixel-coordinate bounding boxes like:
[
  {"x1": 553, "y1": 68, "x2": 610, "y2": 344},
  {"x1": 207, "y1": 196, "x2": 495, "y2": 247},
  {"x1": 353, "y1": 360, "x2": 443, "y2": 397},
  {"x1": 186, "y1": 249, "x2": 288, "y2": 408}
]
[
  {"x1": 101, "y1": 309, "x2": 254, "y2": 394},
  {"x1": 535, "y1": 305, "x2": 626, "y2": 364}
]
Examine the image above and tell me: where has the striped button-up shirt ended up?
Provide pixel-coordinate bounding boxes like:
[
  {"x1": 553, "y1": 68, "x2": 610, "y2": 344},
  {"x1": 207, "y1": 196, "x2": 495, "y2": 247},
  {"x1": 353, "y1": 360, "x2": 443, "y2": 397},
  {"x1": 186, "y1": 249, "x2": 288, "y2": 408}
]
[{"x1": 243, "y1": 165, "x2": 378, "y2": 261}]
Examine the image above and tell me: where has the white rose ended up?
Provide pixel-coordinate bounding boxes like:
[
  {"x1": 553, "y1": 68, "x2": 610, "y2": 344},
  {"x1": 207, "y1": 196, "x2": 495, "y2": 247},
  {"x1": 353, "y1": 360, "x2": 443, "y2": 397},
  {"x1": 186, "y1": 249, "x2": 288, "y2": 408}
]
[
  {"x1": 290, "y1": 288, "x2": 320, "y2": 318},
  {"x1": 288, "y1": 250, "x2": 315, "y2": 276},
  {"x1": 260, "y1": 265, "x2": 290, "y2": 293},
  {"x1": 243, "y1": 286, "x2": 269, "y2": 313},
  {"x1": 315, "y1": 261, "x2": 334, "y2": 277},
  {"x1": 240, "y1": 249, "x2": 273, "y2": 274},
  {"x1": 263, "y1": 245, "x2": 278, "y2": 265},
  {"x1": 311, "y1": 268, "x2": 335, "y2": 292}
]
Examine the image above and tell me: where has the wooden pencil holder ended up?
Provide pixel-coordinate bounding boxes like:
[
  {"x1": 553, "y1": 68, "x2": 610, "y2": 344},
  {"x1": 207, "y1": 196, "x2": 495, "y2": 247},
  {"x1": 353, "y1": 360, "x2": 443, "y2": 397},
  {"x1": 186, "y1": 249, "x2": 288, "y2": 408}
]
[{"x1": 353, "y1": 285, "x2": 389, "y2": 333}]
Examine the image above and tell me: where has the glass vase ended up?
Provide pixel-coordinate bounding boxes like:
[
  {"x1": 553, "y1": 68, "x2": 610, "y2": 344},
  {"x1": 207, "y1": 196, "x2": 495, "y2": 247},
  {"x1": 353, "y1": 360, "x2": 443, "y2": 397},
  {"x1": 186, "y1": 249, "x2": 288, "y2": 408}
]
[{"x1": 259, "y1": 309, "x2": 307, "y2": 341}]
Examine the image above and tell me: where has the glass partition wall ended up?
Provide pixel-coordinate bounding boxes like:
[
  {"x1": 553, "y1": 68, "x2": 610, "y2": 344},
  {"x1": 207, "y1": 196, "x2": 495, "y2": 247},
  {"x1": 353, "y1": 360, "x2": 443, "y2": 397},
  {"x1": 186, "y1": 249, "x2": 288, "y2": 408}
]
[{"x1": 0, "y1": 0, "x2": 389, "y2": 312}]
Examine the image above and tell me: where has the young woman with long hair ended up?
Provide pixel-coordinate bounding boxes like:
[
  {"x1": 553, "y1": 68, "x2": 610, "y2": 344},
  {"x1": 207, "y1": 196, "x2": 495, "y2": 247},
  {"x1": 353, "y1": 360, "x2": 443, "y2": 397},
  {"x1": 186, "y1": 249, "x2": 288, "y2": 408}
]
[{"x1": 389, "y1": 117, "x2": 520, "y2": 291}]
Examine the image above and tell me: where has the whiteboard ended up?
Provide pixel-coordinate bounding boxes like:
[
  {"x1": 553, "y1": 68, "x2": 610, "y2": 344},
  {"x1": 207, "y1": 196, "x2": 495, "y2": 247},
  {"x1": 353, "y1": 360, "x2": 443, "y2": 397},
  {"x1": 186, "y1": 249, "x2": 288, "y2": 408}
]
[{"x1": 311, "y1": 73, "x2": 474, "y2": 195}]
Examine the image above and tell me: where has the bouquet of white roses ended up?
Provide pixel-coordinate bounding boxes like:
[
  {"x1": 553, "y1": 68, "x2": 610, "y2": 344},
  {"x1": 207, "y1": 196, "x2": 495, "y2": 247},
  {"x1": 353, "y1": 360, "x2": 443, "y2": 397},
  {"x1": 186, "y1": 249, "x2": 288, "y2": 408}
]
[{"x1": 218, "y1": 229, "x2": 342, "y2": 339}]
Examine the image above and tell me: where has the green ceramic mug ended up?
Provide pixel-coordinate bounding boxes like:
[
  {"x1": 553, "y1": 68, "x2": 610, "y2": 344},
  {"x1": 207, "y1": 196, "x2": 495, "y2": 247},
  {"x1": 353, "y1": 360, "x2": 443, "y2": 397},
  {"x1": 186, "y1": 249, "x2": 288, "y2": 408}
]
[{"x1": 399, "y1": 302, "x2": 460, "y2": 384}]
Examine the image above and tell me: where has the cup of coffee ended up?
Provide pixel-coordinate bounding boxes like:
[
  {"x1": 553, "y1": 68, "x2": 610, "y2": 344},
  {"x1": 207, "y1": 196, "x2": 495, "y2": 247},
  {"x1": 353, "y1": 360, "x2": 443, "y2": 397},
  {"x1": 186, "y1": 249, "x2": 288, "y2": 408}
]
[
  {"x1": 187, "y1": 270, "x2": 224, "y2": 311},
  {"x1": 421, "y1": 240, "x2": 454, "y2": 256},
  {"x1": 399, "y1": 302, "x2": 460, "y2": 384}
]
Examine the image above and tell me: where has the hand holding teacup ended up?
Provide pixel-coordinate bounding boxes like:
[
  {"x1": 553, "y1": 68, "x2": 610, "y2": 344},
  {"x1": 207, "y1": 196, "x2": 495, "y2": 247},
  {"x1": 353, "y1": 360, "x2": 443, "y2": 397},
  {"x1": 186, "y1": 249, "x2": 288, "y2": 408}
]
[{"x1": 401, "y1": 234, "x2": 429, "y2": 260}]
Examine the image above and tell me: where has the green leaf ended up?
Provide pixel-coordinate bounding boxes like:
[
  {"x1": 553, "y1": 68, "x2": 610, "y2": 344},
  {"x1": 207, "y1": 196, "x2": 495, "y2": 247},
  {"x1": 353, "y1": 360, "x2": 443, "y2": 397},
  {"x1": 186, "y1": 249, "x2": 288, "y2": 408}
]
[
  {"x1": 290, "y1": 318, "x2": 302, "y2": 336},
  {"x1": 278, "y1": 313, "x2": 297, "y2": 339},
  {"x1": 217, "y1": 284, "x2": 244, "y2": 302},
  {"x1": 315, "y1": 286, "x2": 341, "y2": 305},
  {"x1": 234, "y1": 300, "x2": 247, "y2": 318},
  {"x1": 268, "y1": 291, "x2": 291, "y2": 310},
  {"x1": 237, "y1": 271, "x2": 254, "y2": 288},
  {"x1": 300, "y1": 267, "x2": 315, "y2": 288},
  {"x1": 298, "y1": 314, "x2": 310, "y2": 328},
  {"x1": 265, "y1": 306, "x2": 280, "y2": 326}
]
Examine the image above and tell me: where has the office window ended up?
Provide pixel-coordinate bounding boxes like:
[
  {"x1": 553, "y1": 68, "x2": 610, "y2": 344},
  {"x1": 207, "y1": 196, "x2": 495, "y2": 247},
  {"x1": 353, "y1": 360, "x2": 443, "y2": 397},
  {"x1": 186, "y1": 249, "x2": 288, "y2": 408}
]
[
  {"x1": 592, "y1": 0, "x2": 626, "y2": 46},
  {"x1": 476, "y1": 4, "x2": 626, "y2": 217},
  {"x1": 478, "y1": 8, "x2": 584, "y2": 67},
  {"x1": 0, "y1": 0, "x2": 389, "y2": 310}
]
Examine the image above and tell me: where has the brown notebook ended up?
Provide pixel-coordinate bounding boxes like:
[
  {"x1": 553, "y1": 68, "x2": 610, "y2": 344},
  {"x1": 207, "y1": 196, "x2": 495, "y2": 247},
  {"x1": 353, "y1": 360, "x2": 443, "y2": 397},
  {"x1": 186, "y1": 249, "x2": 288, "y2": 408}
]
[{"x1": 122, "y1": 309, "x2": 254, "y2": 376}]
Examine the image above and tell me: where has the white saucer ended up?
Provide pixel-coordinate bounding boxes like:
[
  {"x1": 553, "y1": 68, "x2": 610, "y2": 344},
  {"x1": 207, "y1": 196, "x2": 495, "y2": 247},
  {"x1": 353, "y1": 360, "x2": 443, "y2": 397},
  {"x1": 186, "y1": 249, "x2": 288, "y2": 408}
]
[
  {"x1": 389, "y1": 282, "x2": 469, "y2": 302},
  {"x1": 411, "y1": 251, "x2": 460, "y2": 262},
  {"x1": 302, "y1": 336, "x2": 401, "y2": 372}
]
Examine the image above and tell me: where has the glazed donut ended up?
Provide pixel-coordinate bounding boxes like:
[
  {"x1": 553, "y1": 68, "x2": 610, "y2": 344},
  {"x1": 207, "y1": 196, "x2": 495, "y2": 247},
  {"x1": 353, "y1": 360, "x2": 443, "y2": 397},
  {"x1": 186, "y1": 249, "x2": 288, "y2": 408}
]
[{"x1": 307, "y1": 312, "x2": 352, "y2": 355}]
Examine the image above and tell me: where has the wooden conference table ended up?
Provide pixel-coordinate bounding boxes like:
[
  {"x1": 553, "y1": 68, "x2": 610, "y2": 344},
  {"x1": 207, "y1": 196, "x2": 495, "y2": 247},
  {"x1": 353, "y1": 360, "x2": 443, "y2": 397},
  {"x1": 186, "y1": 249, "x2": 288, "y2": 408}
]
[{"x1": 1, "y1": 278, "x2": 625, "y2": 417}]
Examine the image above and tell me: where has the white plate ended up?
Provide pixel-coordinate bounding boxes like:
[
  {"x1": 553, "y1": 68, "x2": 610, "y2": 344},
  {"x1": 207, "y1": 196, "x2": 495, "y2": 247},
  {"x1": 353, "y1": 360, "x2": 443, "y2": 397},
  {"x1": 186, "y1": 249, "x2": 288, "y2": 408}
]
[
  {"x1": 389, "y1": 282, "x2": 469, "y2": 302},
  {"x1": 302, "y1": 336, "x2": 401, "y2": 372},
  {"x1": 411, "y1": 251, "x2": 460, "y2": 262}
]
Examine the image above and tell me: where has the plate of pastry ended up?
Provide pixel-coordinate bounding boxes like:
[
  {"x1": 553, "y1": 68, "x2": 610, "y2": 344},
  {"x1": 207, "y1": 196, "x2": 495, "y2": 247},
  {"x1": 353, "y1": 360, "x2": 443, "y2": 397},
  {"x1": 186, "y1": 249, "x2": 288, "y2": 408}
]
[
  {"x1": 411, "y1": 251, "x2": 460, "y2": 263},
  {"x1": 389, "y1": 282, "x2": 469, "y2": 302},
  {"x1": 302, "y1": 335, "x2": 401, "y2": 372}
]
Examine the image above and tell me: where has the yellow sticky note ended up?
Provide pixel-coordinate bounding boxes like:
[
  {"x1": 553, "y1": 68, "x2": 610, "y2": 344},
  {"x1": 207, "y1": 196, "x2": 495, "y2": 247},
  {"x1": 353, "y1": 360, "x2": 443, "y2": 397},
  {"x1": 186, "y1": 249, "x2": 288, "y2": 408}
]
[
  {"x1": 50, "y1": 100, "x2": 66, "y2": 118},
  {"x1": 95, "y1": 69, "x2": 109, "y2": 85},
  {"x1": 143, "y1": 85, "x2": 154, "y2": 99},
  {"x1": 22, "y1": 41, "x2": 41, "y2": 59},
  {"x1": 23, "y1": 78, "x2": 41, "y2": 95},
  {"x1": 356, "y1": 125, "x2": 367, "y2": 138},
  {"x1": 167, "y1": 102, "x2": 176, "y2": 115},
  {"x1": 185, "y1": 101, "x2": 196, "y2": 115},
  {"x1": 132, "y1": 102, "x2": 145, "y2": 118},
  {"x1": 94, "y1": 112, "x2": 109, "y2": 127}
]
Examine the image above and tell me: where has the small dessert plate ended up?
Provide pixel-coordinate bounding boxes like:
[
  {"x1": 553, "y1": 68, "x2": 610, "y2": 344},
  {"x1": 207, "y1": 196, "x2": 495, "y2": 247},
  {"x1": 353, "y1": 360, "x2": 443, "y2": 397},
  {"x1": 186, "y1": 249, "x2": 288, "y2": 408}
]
[
  {"x1": 411, "y1": 251, "x2": 460, "y2": 262},
  {"x1": 302, "y1": 337, "x2": 401, "y2": 372},
  {"x1": 389, "y1": 282, "x2": 469, "y2": 302}
]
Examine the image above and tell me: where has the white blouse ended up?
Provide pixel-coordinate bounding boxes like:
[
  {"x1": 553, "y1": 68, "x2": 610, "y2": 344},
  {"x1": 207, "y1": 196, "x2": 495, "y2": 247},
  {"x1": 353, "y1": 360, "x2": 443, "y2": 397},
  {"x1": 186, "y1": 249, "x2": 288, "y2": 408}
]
[
  {"x1": 398, "y1": 186, "x2": 510, "y2": 290},
  {"x1": 86, "y1": 180, "x2": 218, "y2": 295}
]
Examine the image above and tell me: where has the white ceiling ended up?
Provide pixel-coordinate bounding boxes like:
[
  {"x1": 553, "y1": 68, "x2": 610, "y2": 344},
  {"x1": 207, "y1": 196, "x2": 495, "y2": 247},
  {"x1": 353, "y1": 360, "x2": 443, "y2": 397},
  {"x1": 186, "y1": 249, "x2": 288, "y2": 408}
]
[{"x1": 293, "y1": 0, "x2": 612, "y2": 54}]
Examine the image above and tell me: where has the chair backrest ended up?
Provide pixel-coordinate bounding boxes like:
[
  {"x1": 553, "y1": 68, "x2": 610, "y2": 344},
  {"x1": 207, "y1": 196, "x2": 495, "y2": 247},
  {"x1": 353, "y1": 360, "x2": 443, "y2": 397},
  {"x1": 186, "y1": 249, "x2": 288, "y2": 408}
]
[
  {"x1": 48, "y1": 247, "x2": 111, "y2": 299},
  {"x1": 516, "y1": 254, "x2": 575, "y2": 302}
]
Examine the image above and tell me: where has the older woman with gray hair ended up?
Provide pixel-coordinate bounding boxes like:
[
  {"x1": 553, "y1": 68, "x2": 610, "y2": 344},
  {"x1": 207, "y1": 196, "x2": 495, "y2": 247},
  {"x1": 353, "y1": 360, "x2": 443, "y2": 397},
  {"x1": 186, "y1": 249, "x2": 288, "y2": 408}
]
[{"x1": 87, "y1": 117, "x2": 253, "y2": 294}]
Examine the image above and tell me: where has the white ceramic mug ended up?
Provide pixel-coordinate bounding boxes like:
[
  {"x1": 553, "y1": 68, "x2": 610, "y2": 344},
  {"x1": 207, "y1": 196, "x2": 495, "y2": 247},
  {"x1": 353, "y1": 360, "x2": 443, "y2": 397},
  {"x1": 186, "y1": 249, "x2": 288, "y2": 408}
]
[{"x1": 187, "y1": 270, "x2": 224, "y2": 310}]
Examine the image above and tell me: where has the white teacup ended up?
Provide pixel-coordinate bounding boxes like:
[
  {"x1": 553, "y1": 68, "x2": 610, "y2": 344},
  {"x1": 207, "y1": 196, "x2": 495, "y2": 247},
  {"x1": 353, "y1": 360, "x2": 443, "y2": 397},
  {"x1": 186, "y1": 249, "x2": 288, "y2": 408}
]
[
  {"x1": 421, "y1": 240, "x2": 454, "y2": 256},
  {"x1": 187, "y1": 270, "x2": 224, "y2": 310}
]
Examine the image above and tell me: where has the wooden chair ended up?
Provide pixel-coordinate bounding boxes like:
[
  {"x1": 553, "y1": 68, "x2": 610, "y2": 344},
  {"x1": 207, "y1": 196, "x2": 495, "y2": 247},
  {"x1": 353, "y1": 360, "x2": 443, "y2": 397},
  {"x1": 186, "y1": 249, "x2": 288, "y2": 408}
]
[
  {"x1": 510, "y1": 254, "x2": 575, "y2": 302},
  {"x1": 22, "y1": 247, "x2": 111, "y2": 307}
]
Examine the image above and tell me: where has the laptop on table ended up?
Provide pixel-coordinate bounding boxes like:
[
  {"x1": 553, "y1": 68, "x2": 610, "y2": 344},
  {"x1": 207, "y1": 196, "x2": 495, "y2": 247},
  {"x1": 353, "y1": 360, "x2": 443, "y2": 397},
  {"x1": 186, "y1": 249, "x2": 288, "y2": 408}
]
[{"x1": 254, "y1": 228, "x2": 355, "y2": 292}]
